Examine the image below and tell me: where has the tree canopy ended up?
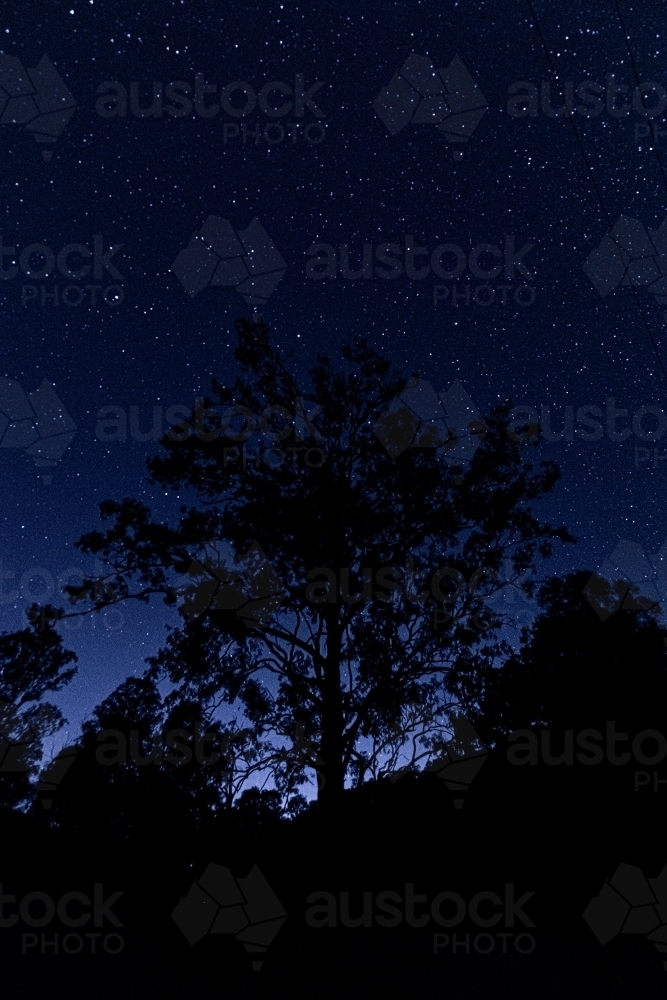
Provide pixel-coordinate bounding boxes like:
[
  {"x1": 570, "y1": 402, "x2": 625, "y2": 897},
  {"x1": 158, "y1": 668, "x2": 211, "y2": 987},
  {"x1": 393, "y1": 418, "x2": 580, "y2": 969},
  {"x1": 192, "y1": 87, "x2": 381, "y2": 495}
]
[{"x1": 64, "y1": 318, "x2": 572, "y2": 805}]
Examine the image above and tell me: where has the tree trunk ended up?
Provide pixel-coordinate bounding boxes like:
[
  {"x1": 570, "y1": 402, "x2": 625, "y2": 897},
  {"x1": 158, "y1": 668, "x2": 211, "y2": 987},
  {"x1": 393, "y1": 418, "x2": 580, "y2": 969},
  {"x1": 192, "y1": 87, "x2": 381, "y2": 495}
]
[{"x1": 317, "y1": 615, "x2": 345, "y2": 805}]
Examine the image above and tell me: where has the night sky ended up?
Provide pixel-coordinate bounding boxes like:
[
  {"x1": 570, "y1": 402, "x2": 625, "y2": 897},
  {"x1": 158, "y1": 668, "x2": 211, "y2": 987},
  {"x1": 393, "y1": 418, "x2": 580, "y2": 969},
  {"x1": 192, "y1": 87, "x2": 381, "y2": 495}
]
[{"x1": 2, "y1": 0, "x2": 667, "y2": 745}]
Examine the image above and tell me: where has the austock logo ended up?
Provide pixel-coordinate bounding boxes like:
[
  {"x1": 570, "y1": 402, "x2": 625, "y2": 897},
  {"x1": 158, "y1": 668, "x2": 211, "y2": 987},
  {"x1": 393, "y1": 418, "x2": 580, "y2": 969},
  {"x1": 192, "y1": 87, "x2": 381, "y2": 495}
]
[
  {"x1": 0, "y1": 882, "x2": 123, "y2": 956},
  {"x1": 422, "y1": 716, "x2": 489, "y2": 808},
  {"x1": 173, "y1": 223, "x2": 534, "y2": 308},
  {"x1": 389, "y1": 714, "x2": 489, "y2": 809},
  {"x1": 0, "y1": 699, "x2": 77, "y2": 809},
  {"x1": 584, "y1": 215, "x2": 667, "y2": 321},
  {"x1": 176, "y1": 541, "x2": 286, "y2": 630},
  {"x1": 0, "y1": 700, "x2": 36, "y2": 774},
  {"x1": 0, "y1": 234, "x2": 125, "y2": 309},
  {"x1": 374, "y1": 52, "x2": 488, "y2": 158},
  {"x1": 0, "y1": 54, "x2": 77, "y2": 160},
  {"x1": 373, "y1": 376, "x2": 486, "y2": 475},
  {"x1": 94, "y1": 72, "x2": 326, "y2": 147},
  {"x1": 584, "y1": 538, "x2": 667, "y2": 622},
  {"x1": 93, "y1": 396, "x2": 326, "y2": 470},
  {"x1": 304, "y1": 563, "x2": 503, "y2": 633},
  {"x1": 506, "y1": 722, "x2": 667, "y2": 771},
  {"x1": 306, "y1": 880, "x2": 536, "y2": 957},
  {"x1": 305, "y1": 234, "x2": 536, "y2": 309},
  {"x1": 36, "y1": 745, "x2": 78, "y2": 809},
  {"x1": 172, "y1": 863, "x2": 286, "y2": 971},
  {"x1": 171, "y1": 216, "x2": 287, "y2": 305},
  {"x1": 584, "y1": 863, "x2": 667, "y2": 972},
  {"x1": 95, "y1": 722, "x2": 249, "y2": 769},
  {"x1": 0, "y1": 379, "x2": 76, "y2": 483}
]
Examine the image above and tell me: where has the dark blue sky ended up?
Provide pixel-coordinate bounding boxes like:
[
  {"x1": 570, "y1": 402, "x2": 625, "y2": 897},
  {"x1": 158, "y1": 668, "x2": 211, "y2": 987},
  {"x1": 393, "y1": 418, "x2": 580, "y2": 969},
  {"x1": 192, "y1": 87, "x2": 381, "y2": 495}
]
[{"x1": 2, "y1": 0, "x2": 667, "y2": 742}]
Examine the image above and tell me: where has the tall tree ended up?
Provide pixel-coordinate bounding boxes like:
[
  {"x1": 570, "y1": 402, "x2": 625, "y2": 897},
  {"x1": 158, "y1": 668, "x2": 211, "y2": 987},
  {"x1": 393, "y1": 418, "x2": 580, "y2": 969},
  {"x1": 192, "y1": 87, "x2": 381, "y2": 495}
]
[
  {"x1": 67, "y1": 319, "x2": 571, "y2": 805},
  {"x1": 452, "y1": 571, "x2": 667, "y2": 741},
  {"x1": 0, "y1": 609, "x2": 77, "y2": 808}
]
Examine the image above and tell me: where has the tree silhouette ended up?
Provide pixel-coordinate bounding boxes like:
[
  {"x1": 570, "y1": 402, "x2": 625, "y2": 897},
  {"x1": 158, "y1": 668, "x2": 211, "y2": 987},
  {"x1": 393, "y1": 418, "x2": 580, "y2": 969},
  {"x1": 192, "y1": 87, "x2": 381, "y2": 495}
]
[
  {"x1": 0, "y1": 610, "x2": 77, "y2": 807},
  {"x1": 66, "y1": 319, "x2": 571, "y2": 805},
  {"x1": 453, "y1": 570, "x2": 667, "y2": 741}
]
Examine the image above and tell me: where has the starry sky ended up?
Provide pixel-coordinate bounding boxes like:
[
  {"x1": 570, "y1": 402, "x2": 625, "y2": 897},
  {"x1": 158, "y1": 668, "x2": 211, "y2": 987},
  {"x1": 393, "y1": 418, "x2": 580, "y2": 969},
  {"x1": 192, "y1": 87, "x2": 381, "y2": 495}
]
[{"x1": 2, "y1": 0, "x2": 667, "y2": 743}]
